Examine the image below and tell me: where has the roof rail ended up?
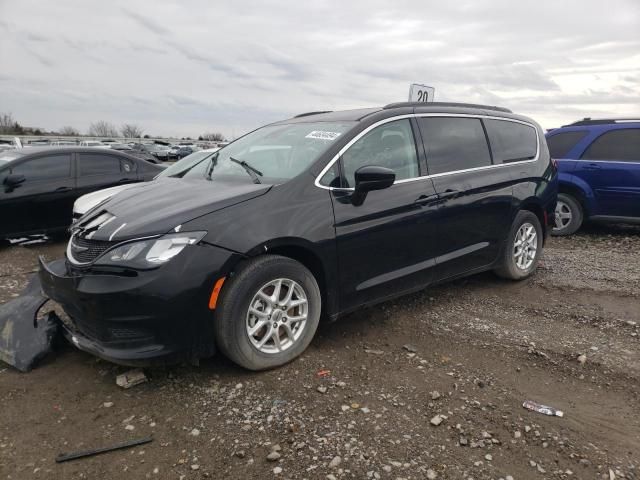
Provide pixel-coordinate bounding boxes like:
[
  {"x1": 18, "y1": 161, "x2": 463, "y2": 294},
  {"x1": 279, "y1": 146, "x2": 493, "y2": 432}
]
[
  {"x1": 293, "y1": 111, "x2": 333, "y2": 118},
  {"x1": 383, "y1": 101, "x2": 512, "y2": 113},
  {"x1": 565, "y1": 117, "x2": 640, "y2": 126}
]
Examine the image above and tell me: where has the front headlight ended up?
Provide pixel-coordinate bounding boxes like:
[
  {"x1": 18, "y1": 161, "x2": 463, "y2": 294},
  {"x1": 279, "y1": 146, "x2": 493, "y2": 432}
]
[{"x1": 95, "y1": 231, "x2": 207, "y2": 268}]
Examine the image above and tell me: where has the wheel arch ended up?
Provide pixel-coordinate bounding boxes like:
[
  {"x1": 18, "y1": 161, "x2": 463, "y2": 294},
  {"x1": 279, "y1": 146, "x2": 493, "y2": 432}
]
[
  {"x1": 243, "y1": 238, "x2": 335, "y2": 320},
  {"x1": 558, "y1": 173, "x2": 594, "y2": 216},
  {"x1": 518, "y1": 199, "x2": 546, "y2": 237}
]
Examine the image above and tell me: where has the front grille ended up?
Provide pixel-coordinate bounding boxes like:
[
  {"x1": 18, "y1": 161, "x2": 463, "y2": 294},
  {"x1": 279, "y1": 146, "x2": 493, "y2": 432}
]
[{"x1": 69, "y1": 236, "x2": 114, "y2": 264}]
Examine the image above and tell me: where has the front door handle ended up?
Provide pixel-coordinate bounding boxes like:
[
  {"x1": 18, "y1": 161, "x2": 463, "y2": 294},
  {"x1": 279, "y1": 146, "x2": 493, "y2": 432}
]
[
  {"x1": 414, "y1": 193, "x2": 439, "y2": 205},
  {"x1": 584, "y1": 163, "x2": 601, "y2": 170},
  {"x1": 55, "y1": 187, "x2": 73, "y2": 193},
  {"x1": 415, "y1": 190, "x2": 461, "y2": 205}
]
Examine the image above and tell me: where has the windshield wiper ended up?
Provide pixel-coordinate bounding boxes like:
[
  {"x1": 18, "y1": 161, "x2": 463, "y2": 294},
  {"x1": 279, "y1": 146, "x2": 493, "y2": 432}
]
[
  {"x1": 205, "y1": 152, "x2": 219, "y2": 180},
  {"x1": 229, "y1": 156, "x2": 263, "y2": 184}
]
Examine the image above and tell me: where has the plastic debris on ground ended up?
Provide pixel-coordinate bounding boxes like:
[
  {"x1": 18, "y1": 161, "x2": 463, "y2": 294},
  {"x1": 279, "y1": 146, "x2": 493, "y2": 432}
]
[
  {"x1": 522, "y1": 400, "x2": 564, "y2": 417},
  {"x1": 7, "y1": 234, "x2": 50, "y2": 246},
  {"x1": 0, "y1": 274, "x2": 59, "y2": 372},
  {"x1": 116, "y1": 369, "x2": 149, "y2": 389},
  {"x1": 56, "y1": 436, "x2": 153, "y2": 463}
]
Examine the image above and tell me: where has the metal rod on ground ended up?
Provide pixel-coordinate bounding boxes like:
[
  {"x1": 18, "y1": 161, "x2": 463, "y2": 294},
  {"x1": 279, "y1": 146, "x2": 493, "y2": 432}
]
[{"x1": 55, "y1": 436, "x2": 153, "y2": 463}]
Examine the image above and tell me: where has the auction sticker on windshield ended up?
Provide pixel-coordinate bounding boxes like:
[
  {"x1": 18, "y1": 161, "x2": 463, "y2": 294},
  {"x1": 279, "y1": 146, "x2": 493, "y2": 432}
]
[{"x1": 305, "y1": 131, "x2": 342, "y2": 141}]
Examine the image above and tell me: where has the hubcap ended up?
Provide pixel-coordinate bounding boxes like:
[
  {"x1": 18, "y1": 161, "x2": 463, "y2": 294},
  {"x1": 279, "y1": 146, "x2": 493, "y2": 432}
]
[
  {"x1": 245, "y1": 278, "x2": 308, "y2": 354},
  {"x1": 513, "y1": 222, "x2": 538, "y2": 270},
  {"x1": 554, "y1": 200, "x2": 572, "y2": 230}
]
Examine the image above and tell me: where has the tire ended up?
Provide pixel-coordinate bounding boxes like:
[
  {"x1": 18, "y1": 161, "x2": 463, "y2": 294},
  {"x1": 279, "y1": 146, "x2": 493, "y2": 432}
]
[
  {"x1": 551, "y1": 193, "x2": 583, "y2": 236},
  {"x1": 214, "y1": 255, "x2": 321, "y2": 370},
  {"x1": 495, "y1": 210, "x2": 544, "y2": 280}
]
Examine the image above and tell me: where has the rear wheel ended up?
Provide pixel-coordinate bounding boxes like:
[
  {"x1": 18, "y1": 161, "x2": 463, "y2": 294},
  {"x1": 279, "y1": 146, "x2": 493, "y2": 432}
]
[
  {"x1": 552, "y1": 193, "x2": 583, "y2": 236},
  {"x1": 495, "y1": 210, "x2": 543, "y2": 280},
  {"x1": 214, "y1": 255, "x2": 321, "y2": 370}
]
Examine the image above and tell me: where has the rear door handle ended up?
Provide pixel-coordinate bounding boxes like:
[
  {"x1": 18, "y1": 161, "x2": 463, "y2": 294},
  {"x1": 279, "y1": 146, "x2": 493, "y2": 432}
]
[
  {"x1": 584, "y1": 163, "x2": 601, "y2": 170},
  {"x1": 55, "y1": 187, "x2": 73, "y2": 193},
  {"x1": 438, "y1": 189, "x2": 460, "y2": 199}
]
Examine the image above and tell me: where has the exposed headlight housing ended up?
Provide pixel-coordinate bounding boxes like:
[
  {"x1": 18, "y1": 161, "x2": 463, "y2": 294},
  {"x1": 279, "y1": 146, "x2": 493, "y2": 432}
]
[{"x1": 94, "y1": 231, "x2": 207, "y2": 268}]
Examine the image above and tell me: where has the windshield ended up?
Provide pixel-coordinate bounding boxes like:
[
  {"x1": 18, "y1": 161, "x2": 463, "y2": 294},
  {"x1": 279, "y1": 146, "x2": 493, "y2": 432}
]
[
  {"x1": 183, "y1": 121, "x2": 355, "y2": 182},
  {"x1": 156, "y1": 150, "x2": 218, "y2": 178}
]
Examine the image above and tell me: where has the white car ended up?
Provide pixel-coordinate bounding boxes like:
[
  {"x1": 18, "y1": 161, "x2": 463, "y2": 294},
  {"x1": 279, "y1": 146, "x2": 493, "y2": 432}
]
[
  {"x1": 72, "y1": 148, "x2": 220, "y2": 220},
  {"x1": 79, "y1": 140, "x2": 106, "y2": 147}
]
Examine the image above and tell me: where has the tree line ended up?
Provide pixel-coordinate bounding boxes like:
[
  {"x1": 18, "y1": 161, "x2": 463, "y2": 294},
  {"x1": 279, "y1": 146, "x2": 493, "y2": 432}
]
[{"x1": 0, "y1": 112, "x2": 226, "y2": 141}]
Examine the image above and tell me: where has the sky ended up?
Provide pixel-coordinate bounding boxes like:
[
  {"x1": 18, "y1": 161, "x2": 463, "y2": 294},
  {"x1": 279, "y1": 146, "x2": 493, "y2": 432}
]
[{"x1": 0, "y1": 0, "x2": 639, "y2": 139}]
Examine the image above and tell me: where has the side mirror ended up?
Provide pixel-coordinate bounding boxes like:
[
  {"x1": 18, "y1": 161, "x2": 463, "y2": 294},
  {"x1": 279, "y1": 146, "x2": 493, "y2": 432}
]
[
  {"x1": 3, "y1": 174, "x2": 26, "y2": 191},
  {"x1": 351, "y1": 165, "x2": 395, "y2": 206}
]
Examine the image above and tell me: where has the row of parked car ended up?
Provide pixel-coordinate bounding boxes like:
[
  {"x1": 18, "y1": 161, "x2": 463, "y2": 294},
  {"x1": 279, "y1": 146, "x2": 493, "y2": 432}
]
[
  {"x1": 1, "y1": 102, "x2": 638, "y2": 373},
  {"x1": 8, "y1": 138, "x2": 228, "y2": 163}
]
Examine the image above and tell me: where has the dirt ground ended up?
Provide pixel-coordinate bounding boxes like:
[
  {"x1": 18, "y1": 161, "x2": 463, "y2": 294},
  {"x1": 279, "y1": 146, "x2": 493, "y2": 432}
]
[{"x1": 1, "y1": 225, "x2": 639, "y2": 480}]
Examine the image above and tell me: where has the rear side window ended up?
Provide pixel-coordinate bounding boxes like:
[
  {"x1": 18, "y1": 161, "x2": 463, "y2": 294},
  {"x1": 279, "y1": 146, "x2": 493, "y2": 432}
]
[
  {"x1": 418, "y1": 117, "x2": 491, "y2": 175},
  {"x1": 79, "y1": 154, "x2": 122, "y2": 175},
  {"x1": 546, "y1": 131, "x2": 589, "y2": 158},
  {"x1": 581, "y1": 129, "x2": 640, "y2": 162},
  {"x1": 484, "y1": 119, "x2": 537, "y2": 163},
  {"x1": 11, "y1": 154, "x2": 72, "y2": 181}
]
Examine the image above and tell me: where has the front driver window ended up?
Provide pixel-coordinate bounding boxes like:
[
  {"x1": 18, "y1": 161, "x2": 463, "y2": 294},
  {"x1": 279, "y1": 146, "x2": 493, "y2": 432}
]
[
  {"x1": 341, "y1": 119, "x2": 419, "y2": 188},
  {"x1": 11, "y1": 154, "x2": 72, "y2": 181}
]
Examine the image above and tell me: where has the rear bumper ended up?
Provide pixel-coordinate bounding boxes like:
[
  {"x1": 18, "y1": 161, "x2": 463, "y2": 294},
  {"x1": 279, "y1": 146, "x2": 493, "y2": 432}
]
[{"x1": 38, "y1": 244, "x2": 240, "y2": 366}]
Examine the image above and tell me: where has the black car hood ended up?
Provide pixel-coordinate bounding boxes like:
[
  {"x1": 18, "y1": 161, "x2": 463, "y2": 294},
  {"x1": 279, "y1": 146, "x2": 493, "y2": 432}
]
[{"x1": 75, "y1": 178, "x2": 271, "y2": 242}]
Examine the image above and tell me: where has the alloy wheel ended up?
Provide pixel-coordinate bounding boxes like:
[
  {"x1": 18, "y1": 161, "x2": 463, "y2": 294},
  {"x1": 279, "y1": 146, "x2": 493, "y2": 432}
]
[
  {"x1": 513, "y1": 222, "x2": 538, "y2": 270},
  {"x1": 554, "y1": 200, "x2": 572, "y2": 231},
  {"x1": 245, "y1": 278, "x2": 309, "y2": 354}
]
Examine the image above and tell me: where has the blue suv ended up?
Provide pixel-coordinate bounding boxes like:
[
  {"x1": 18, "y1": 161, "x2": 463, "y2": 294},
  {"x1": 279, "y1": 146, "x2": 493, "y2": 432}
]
[{"x1": 546, "y1": 119, "x2": 640, "y2": 235}]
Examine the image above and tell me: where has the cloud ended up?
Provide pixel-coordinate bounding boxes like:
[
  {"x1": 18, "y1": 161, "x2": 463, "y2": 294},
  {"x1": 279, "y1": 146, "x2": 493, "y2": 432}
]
[
  {"x1": 121, "y1": 7, "x2": 170, "y2": 36},
  {"x1": 0, "y1": 0, "x2": 638, "y2": 137}
]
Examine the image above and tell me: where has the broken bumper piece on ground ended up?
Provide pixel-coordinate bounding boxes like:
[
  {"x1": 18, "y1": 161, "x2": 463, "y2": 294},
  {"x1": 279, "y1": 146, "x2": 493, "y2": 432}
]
[{"x1": 0, "y1": 274, "x2": 59, "y2": 372}]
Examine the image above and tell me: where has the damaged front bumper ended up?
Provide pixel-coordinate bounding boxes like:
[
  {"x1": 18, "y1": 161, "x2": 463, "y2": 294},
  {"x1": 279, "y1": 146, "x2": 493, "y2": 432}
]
[{"x1": 37, "y1": 244, "x2": 240, "y2": 366}]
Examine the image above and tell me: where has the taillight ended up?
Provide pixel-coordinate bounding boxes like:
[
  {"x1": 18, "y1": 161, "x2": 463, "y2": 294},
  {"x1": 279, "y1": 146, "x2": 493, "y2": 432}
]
[{"x1": 551, "y1": 158, "x2": 558, "y2": 169}]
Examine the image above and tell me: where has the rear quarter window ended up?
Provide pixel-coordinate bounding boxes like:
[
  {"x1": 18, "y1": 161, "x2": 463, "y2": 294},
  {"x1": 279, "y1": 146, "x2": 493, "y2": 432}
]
[
  {"x1": 546, "y1": 131, "x2": 589, "y2": 158},
  {"x1": 484, "y1": 119, "x2": 538, "y2": 163},
  {"x1": 581, "y1": 128, "x2": 640, "y2": 162}
]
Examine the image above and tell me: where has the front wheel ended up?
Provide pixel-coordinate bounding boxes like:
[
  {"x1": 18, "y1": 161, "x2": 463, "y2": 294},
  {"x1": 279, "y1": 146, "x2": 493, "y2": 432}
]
[
  {"x1": 495, "y1": 210, "x2": 543, "y2": 280},
  {"x1": 214, "y1": 255, "x2": 321, "y2": 370}
]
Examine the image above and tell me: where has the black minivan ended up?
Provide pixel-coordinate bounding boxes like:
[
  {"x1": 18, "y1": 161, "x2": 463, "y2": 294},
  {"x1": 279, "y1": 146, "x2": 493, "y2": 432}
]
[{"x1": 39, "y1": 102, "x2": 557, "y2": 370}]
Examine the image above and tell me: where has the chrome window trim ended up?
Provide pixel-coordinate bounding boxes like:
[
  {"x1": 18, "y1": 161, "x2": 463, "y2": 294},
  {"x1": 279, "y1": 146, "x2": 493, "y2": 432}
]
[{"x1": 314, "y1": 113, "x2": 540, "y2": 191}]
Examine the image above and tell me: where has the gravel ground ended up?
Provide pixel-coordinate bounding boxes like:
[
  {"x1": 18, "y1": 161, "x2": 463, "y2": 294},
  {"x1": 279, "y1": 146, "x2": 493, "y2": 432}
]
[{"x1": 1, "y1": 223, "x2": 639, "y2": 480}]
